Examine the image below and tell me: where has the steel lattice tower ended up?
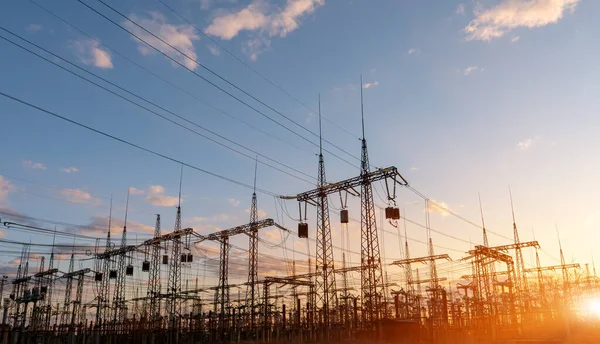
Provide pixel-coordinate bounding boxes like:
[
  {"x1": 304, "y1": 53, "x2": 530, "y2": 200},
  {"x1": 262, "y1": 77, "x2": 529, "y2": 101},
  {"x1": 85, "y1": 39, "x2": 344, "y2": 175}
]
[
  {"x1": 72, "y1": 274, "x2": 85, "y2": 327},
  {"x1": 315, "y1": 97, "x2": 337, "y2": 328},
  {"x1": 112, "y1": 220, "x2": 128, "y2": 331},
  {"x1": 96, "y1": 209, "x2": 112, "y2": 331},
  {"x1": 167, "y1": 205, "x2": 183, "y2": 331},
  {"x1": 359, "y1": 78, "x2": 385, "y2": 324},
  {"x1": 509, "y1": 190, "x2": 529, "y2": 314},
  {"x1": 147, "y1": 214, "x2": 162, "y2": 327},
  {"x1": 61, "y1": 253, "x2": 75, "y2": 328},
  {"x1": 215, "y1": 237, "x2": 230, "y2": 334},
  {"x1": 246, "y1": 162, "x2": 259, "y2": 330},
  {"x1": 44, "y1": 241, "x2": 56, "y2": 331}
]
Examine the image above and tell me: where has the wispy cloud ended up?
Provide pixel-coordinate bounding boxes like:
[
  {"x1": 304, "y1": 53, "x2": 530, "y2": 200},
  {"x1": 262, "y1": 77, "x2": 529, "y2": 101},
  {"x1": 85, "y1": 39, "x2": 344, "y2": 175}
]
[
  {"x1": 464, "y1": 0, "x2": 579, "y2": 41},
  {"x1": 517, "y1": 136, "x2": 540, "y2": 150},
  {"x1": 228, "y1": 198, "x2": 241, "y2": 207},
  {"x1": 205, "y1": 0, "x2": 324, "y2": 60},
  {"x1": 145, "y1": 184, "x2": 180, "y2": 207},
  {"x1": 463, "y1": 66, "x2": 481, "y2": 75},
  {"x1": 427, "y1": 200, "x2": 450, "y2": 217},
  {"x1": 362, "y1": 81, "x2": 379, "y2": 89},
  {"x1": 208, "y1": 44, "x2": 220, "y2": 56},
  {"x1": 407, "y1": 48, "x2": 420, "y2": 55},
  {"x1": 71, "y1": 38, "x2": 113, "y2": 69},
  {"x1": 60, "y1": 167, "x2": 79, "y2": 173},
  {"x1": 128, "y1": 187, "x2": 144, "y2": 195},
  {"x1": 244, "y1": 208, "x2": 267, "y2": 218},
  {"x1": 0, "y1": 176, "x2": 16, "y2": 203},
  {"x1": 26, "y1": 24, "x2": 43, "y2": 33},
  {"x1": 59, "y1": 188, "x2": 101, "y2": 206},
  {"x1": 511, "y1": 35, "x2": 520, "y2": 43},
  {"x1": 456, "y1": 3, "x2": 465, "y2": 14},
  {"x1": 22, "y1": 160, "x2": 47, "y2": 170},
  {"x1": 124, "y1": 11, "x2": 200, "y2": 70}
]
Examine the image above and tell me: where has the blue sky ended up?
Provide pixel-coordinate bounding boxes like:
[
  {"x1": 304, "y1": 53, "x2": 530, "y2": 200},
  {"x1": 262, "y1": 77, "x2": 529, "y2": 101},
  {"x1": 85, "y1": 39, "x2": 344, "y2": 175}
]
[{"x1": 1, "y1": 0, "x2": 599, "y2": 287}]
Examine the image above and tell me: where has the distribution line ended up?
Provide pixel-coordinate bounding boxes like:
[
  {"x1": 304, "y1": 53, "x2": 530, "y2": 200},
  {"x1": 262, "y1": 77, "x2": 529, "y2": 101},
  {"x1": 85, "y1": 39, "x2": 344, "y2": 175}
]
[
  {"x1": 155, "y1": 0, "x2": 360, "y2": 140},
  {"x1": 0, "y1": 90, "x2": 278, "y2": 197},
  {"x1": 78, "y1": 0, "x2": 359, "y2": 169},
  {"x1": 0, "y1": 28, "x2": 316, "y2": 186}
]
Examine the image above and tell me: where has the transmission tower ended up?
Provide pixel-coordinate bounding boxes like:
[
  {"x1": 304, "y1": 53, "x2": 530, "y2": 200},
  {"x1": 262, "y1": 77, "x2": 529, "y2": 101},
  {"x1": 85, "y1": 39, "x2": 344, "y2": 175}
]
[
  {"x1": 246, "y1": 161, "x2": 260, "y2": 330},
  {"x1": 315, "y1": 96, "x2": 337, "y2": 329},
  {"x1": 359, "y1": 76, "x2": 385, "y2": 324},
  {"x1": 61, "y1": 252, "x2": 75, "y2": 330},
  {"x1": 167, "y1": 178, "x2": 184, "y2": 333},
  {"x1": 112, "y1": 193, "x2": 130, "y2": 331},
  {"x1": 96, "y1": 202, "x2": 112, "y2": 332},
  {"x1": 509, "y1": 189, "x2": 529, "y2": 315},
  {"x1": 147, "y1": 214, "x2": 162, "y2": 327}
]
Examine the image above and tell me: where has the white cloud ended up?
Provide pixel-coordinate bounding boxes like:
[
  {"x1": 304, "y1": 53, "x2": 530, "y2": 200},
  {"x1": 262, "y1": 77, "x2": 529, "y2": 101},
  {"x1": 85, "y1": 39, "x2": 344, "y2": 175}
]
[
  {"x1": 427, "y1": 200, "x2": 450, "y2": 217},
  {"x1": 362, "y1": 81, "x2": 379, "y2": 89},
  {"x1": 410, "y1": 167, "x2": 418, "y2": 171},
  {"x1": 208, "y1": 44, "x2": 221, "y2": 56},
  {"x1": 145, "y1": 184, "x2": 180, "y2": 207},
  {"x1": 59, "y1": 188, "x2": 101, "y2": 206},
  {"x1": 201, "y1": 0, "x2": 213, "y2": 10},
  {"x1": 517, "y1": 136, "x2": 540, "y2": 150},
  {"x1": 211, "y1": 213, "x2": 230, "y2": 222},
  {"x1": 205, "y1": 0, "x2": 324, "y2": 59},
  {"x1": 22, "y1": 160, "x2": 47, "y2": 170},
  {"x1": 228, "y1": 198, "x2": 241, "y2": 207},
  {"x1": 71, "y1": 38, "x2": 113, "y2": 69},
  {"x1": 463, "y1": 66, "x2": 481, "y2": 75},
  {"x1": 464, "y1": 0, "x2": 579, "y2": 41},
  {"x1": 456, "y1": 3, "x2": 465, "y2": 14},
  {"x1": 511, "y1": 35, "x2": 520, "y2": 43},
  {"x1": 124, "y1": 11, "x2": 200, "y2": 70},
  {"x1": 128, "y1": 187, "x2": 144, "y2": 195},
  {"x1": 60, "y1": 167, "x2": 79, "y2": 173},
  {"x1": 407, "y1": 48, "x2": 420, "y2": 55},
  {"x1": 26, "y1": 24, "x2": 43, "y2": 33},
  {"x1": 0, "y1": 176, "x2": 16, "y2": 203},
  {"x1": 81, "y1": 215, "x2": 154, "y2": 236}
]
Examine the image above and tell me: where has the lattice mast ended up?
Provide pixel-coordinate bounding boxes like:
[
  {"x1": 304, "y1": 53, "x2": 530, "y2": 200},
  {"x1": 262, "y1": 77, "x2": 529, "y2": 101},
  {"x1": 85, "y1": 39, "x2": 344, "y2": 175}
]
[
  {"x1": 315, "y1": 95, "x2": 337, "y2": 328},
  {"x1": 61, "y1": 252, "x2": 75, "y2": 329},
  {"x1": 96, "y1": 200, "x2": 112, "y2": 330},
  {"x1": 359, "y1": 76, "x2": 385, "y2": 324},
  {"x1": 167, "y1": 168, "x2": 184, "y2": 330},
  {"x1": 147, "y1": 214, "x2": 162, "y2": 326},
  {"x1": 246, "y1": 159, "x2": 259, "y2": 329},
  {"x1": 509, "y1": 189, "x2": 529, "y2": 313},
  {"x1": 112, "y1": 192, "x2": 130, "y2": 330},
  {"x1": 557, "y1": 226, "x2": 570, "y2": 302}
]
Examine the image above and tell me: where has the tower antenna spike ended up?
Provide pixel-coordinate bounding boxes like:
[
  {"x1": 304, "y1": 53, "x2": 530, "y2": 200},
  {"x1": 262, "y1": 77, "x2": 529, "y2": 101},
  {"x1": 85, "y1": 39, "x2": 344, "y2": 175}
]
[
  {"x1": 509, "y1": 186, "x2": 516, "y2": 228},
  {"x1": 178, "y1": 164, "x2": 184, "y2": 208},
  {"x1": 318, "y1": 93, "x2": 323, "y2": 156},
  {"x1": 124, "y1": 189, "x2": 130, "y2": 232},
  {"x1": 253, "y1": 155, "x2": 258, "y2": 194},
  {"x1": 478, "y1": 192, "x2": 486, "y2": 230},
  {"x1": 556, "y1": 223, "x2": 563, "y2": 251},
  {"x1": 108, "y1": 195, "x2": 113, "y2": 238},
  {"x1": 360, "y1": 74, "x2": 365, "y2": 140}
]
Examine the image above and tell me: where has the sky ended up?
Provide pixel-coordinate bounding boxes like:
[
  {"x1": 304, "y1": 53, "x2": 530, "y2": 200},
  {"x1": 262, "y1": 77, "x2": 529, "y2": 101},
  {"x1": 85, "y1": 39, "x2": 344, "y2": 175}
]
[{"x1": 0, "y1": 0, "x2": 599, "y2": 289}]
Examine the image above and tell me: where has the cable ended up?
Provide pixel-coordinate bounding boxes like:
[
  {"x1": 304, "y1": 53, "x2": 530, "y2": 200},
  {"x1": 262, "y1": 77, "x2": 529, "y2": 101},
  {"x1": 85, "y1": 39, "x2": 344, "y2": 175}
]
[
  {"x1": 29, "y1": 0, "x2": 316, "y2": 159},
  {"x1": 0, "y1": 28, "x2": 316, "y2": 185},
  {"x1": 154, "y1": 0, "x2": 360, "y2": 141},
  {"x1": 0, "y1": 90, "x2": 277, "y2": 196},
  {"x1": 78, "y1": 0, "x2": 360, "y2": 169}
]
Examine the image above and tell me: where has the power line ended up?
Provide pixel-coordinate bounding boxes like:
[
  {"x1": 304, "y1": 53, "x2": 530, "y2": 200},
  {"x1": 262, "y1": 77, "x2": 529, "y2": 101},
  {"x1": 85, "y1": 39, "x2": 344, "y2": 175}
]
[
  {"x1": 154, "y1": 0, "x2": 360, "y2": 141},
  {"x1": 0, "y1": 27, "x2": 316, "y2": 186},
  {"x1": 78, "y1": 0, "x2": 360, "y2": 169},
  {"x1": 0, "y1": 90, "x2": 278, "y2": 196},
  {"x1": 28, "y1": 0, "x2": 316, "y2": 158}
]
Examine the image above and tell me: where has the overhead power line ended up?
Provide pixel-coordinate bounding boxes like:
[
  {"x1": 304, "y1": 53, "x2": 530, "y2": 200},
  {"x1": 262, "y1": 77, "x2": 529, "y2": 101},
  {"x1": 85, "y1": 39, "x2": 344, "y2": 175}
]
[
  {"x1": 154, "y1": 0, "x2": 360, "y2": 140},
  {"x1": 0, "y1": 27, "x2": 315, "y2": 186},
  {"x1": 78, "y1": 0, "x2": 361, "y2": 169},
  {"x1": 0, "y1": 90, "x2": 278, "y2": 197}
]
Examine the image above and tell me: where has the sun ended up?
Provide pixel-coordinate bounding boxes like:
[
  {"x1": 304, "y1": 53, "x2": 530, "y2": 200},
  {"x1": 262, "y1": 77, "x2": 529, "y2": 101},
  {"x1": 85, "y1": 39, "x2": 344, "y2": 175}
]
[{"x1": 586, "y1": 298, "x2": 600, "y2": 317}]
